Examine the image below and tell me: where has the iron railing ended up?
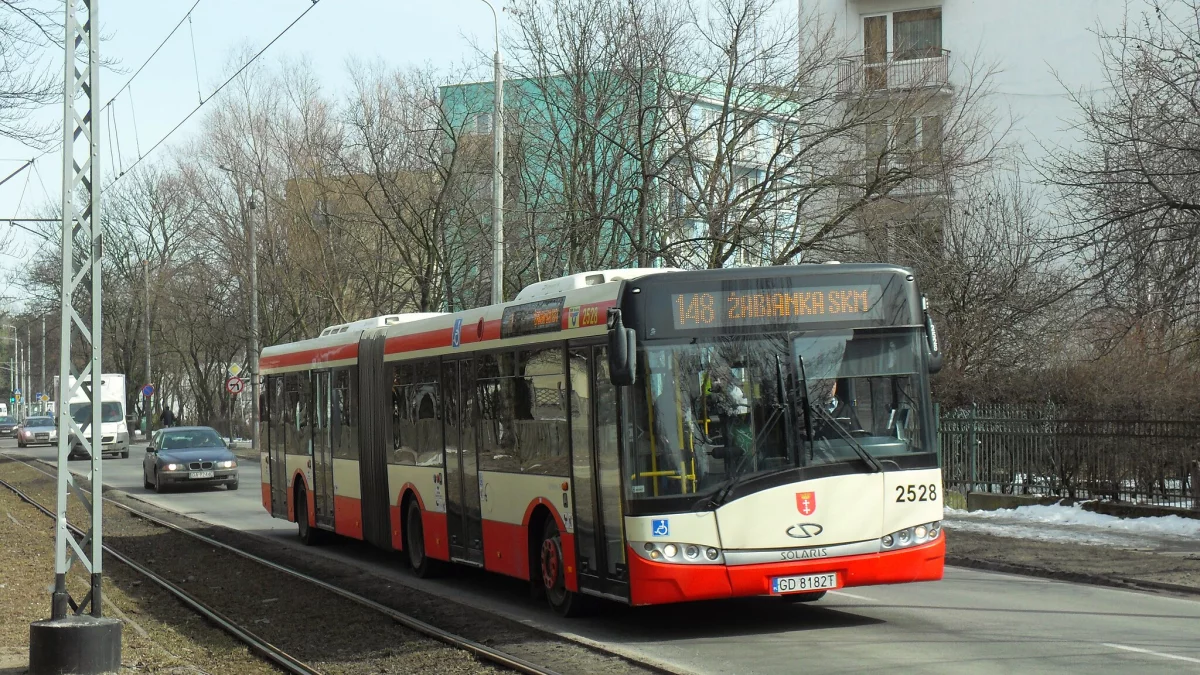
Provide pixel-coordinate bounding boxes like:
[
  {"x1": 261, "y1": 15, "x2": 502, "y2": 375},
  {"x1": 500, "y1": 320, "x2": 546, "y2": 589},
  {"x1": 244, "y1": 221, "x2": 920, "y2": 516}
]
[
  {"x1": 939, "y1": 404, "x2": 1200, "y2": 509},
  {"x1": 837, "y1": 50, "x2": 951, "y2": 96}
]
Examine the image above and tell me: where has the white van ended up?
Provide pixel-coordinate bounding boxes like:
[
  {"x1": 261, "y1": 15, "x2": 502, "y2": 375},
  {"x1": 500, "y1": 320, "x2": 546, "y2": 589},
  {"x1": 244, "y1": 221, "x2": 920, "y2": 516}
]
[{"x1": 65, "y1": 374, "x2": 130, "y2": 459}]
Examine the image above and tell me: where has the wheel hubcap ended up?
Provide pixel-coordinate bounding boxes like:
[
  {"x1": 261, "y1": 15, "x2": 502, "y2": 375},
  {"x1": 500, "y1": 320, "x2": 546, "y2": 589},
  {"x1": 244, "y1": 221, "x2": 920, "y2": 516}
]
[{"x1": 541, "y1": 537, "x2": 561, "y2": 590}]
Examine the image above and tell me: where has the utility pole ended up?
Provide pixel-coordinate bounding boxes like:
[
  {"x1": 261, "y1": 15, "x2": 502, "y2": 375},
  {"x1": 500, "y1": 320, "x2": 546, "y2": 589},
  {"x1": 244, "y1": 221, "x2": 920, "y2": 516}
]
[
  {"x1": 41, "y1": 317, "x2": 45, "y2": 415},
  {"x1": 143, "y1": 260, "x2": 152, "y2": 433},
  {"x1": 219, "y1": 164, "x2": 260, "y2": 457},
  {"x1": 29, "y1": 0, "x2": 121, "y2": 671},
  {"x1": 481, "y1": 0, "x2": 504, "y2": 305}
]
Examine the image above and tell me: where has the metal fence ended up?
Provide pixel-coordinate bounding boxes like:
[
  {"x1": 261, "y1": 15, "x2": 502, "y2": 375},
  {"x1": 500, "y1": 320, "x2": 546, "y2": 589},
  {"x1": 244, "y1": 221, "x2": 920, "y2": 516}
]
[{"x1": 939, "y1": 404, "x2": 1200, "y2": 509}]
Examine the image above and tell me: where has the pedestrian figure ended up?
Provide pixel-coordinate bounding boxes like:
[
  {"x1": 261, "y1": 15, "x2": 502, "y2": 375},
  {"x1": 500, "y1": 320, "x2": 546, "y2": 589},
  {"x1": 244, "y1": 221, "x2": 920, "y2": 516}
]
[{"x1": 159, "y1": 406, "x2": 176, "y2": 428}]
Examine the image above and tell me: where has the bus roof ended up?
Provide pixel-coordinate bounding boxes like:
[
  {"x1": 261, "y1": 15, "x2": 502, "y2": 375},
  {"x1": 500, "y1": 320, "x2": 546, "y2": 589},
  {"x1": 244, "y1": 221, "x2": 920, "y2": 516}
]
[
  {"x1": 259, "y1": 264, "x2": 919, "y2": 374},
  {"x1": 260, "y1": 268, "x2": 679, "y2": 373}
]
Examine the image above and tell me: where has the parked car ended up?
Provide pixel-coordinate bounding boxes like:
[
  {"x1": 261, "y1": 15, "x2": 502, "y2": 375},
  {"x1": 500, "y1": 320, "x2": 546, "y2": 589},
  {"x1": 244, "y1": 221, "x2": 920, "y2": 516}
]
[
  {"x1": 0, "y1": 417, "x2": 17, "y2": 438},
  {"x1": 17, "y1": 416, "x2": 56, "y2": 447},
  {"x1": 142, "y1": 426, "x2": 239, "y2": 493}
]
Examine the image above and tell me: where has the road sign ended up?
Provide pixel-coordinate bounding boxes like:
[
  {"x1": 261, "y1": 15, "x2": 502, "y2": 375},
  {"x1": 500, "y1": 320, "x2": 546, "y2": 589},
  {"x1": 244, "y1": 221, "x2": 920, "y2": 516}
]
[
  {"x1": 141, "y1": 384, "x2": 155, "y2": 397},
  {"x1": 15, "y1": 394, "x2": 21, "y2": 402},
  {"x1": 13, "y1": 388, "x2": 20, "y2": 395},
  {"x1": 228, "y1": 363, "x2": 242, "y2": 377},
  {"x1": 225, "y1": 376, "x2": 244, "y2": 395},
  {"x1": 38, "y1": 394, "x2": 49, "y2": 403}
]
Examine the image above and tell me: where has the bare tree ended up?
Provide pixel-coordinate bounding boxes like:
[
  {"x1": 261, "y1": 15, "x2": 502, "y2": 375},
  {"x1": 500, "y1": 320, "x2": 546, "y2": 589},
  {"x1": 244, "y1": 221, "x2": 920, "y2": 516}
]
[
  {"x1": 0, "y1": 0, "x2": 57, "y2": 146},
  {"x1": 1046, "y1": 0, "x2": 1200, "y2": 358}
]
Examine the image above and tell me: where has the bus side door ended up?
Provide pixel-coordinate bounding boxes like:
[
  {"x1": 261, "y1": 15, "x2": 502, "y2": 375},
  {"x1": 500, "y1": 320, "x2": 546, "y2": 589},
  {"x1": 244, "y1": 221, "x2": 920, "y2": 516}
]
[{"x1": 569, "y1": 344, "x2": 630, "y2": 601}]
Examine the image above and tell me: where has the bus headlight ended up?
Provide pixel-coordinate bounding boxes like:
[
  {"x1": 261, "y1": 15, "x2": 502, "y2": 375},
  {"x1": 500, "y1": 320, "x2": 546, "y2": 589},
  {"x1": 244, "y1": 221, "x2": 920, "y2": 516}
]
[
  {"x1": 634, "y1": 541, "x2": 723, "y2": 565},
  {"x1": 881, "y1": 522, "x2": 941, "y2": 551}
]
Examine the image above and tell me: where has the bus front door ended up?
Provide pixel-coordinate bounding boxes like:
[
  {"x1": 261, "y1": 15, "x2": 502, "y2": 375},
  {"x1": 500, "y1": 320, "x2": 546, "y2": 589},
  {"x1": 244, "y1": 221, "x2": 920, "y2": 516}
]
[
  {"x1": 568, "y1": 345, "x2": 630, "y2": 601},
  {"x1": 444, "y1": 359, "x2": 484, "y2": 566}
]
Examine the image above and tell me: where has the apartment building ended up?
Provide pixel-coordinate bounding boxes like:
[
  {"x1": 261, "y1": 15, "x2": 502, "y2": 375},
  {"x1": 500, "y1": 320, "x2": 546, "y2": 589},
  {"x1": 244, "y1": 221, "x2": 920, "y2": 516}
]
[{"x1": 811, "y1": 0, "x2": 1129, "y2": 257}]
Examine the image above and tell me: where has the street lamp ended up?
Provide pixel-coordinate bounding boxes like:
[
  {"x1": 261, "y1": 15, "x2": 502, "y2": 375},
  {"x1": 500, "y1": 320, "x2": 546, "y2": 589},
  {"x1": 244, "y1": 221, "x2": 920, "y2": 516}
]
[
  {"x1": 480, "y1": 0, "x2": 505, "y2": 305},
  {"x1": 218, "y1": 164, "x2": 260, "y2": 455},
  {"x1": 143, "y1": 259, "x2": 153, "y2": 433}
]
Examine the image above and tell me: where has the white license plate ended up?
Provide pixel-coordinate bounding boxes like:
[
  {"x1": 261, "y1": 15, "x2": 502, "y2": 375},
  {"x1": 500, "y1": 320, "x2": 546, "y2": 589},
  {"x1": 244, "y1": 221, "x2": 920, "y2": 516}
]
[
  {"x1": 188, "y1": 470, "x2": 214, "y2": 479},
  {"x1": 771, "y1": 572, "x2": 838, "y2": 595}
]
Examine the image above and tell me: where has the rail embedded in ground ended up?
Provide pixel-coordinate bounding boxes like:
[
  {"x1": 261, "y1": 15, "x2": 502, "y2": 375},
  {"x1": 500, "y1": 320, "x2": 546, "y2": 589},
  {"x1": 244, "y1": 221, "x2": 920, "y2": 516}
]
[
  {"x1": 0, "y1": 473, "x2": 320, "y2": 675},
  {"x1": 0, "y1": 453, "x2": 571, "y2": 675}
]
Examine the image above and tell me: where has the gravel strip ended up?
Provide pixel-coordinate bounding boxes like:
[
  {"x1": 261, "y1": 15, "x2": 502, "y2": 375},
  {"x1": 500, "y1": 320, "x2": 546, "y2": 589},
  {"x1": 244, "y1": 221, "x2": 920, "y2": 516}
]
[
  {"x1": 0, "y1": 457, "x2": 504, "y2": 675},
  {"x1": 945, "y1": 527, "x2": 1200, "y2": 595},
  {"x1": 0, "y1": 455, "x2": 667, "y2": 675},
  {"x1": 0, "y1": 466, "x2": 279, "y2": 674}
]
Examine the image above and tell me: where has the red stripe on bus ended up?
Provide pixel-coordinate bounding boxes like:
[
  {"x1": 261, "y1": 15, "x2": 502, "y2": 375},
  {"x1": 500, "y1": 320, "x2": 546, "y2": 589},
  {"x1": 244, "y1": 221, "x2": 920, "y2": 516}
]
[
  {"x1": 333, "y1": 495, "x2": 363, "y2": 539},
  {"x1": 260, "y1": 342, "x2": 358, "y2": 370},
  {"x1": 482, "y1": 519, "x2": 528, "y2": 578},
  {"x1": 626, "y1": 536, "x2": 945, "y2": 606},
  {"x1": 382, "y1": 299, "x2": 617, "y2": 357}
]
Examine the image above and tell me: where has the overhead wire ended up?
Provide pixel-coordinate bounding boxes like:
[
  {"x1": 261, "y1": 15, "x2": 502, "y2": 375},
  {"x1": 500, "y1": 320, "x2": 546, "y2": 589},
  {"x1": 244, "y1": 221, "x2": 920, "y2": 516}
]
[
  {"x1": 2, "y1": 2, "x2": 204, "y2": 200},
  {"x1": 188, "y1": 14, "x2": 203, "y2": 105},
  {"x1": 101, "y1": 0, "x2": 325, "y2": 194},
  {"x1": 104, "y1": 0, "x2": 205, "y2": 111},
  {"x1": 128, "y1": 87, "x2": 143, "y2": 158}
]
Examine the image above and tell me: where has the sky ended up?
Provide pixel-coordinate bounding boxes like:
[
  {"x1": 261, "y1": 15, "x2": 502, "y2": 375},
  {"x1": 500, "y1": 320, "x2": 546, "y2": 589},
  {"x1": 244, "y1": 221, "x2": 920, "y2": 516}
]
[{"x1": 0, "y1": 0, "x2": 501, "y2": 307}]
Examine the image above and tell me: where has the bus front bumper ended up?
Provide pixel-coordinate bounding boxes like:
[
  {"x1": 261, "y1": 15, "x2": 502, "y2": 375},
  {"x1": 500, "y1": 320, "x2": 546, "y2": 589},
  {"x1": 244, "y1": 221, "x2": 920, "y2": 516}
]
[{"x1": 626, "y1": 535, "x2": 945, "y2": 606}]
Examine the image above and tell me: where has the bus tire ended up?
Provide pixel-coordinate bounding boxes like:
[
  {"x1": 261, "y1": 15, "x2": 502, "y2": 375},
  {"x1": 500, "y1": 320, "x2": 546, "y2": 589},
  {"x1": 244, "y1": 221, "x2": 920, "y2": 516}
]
[
  {"x1": 404, "y1": 500, "x2": 443, "y2": 578},
  {"x1": 781, "y1": 591, "x2": 827, "y2": 603},
  {"x1": 295, "y1": 482, "x2": 320, "y2": 546},
  {"x1": 536, "y1": 517, "x2": 591, "y2": 617}
]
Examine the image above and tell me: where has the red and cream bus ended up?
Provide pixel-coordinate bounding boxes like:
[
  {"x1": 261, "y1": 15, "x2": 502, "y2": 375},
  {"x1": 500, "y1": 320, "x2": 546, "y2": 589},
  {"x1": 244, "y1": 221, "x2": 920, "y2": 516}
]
[{"x1": 258, "y1": 264, "x2": 946, "y2": 615}]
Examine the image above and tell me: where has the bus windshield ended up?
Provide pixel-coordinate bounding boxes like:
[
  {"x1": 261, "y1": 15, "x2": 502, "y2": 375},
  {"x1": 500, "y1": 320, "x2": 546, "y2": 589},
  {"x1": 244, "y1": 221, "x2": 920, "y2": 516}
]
[{"x1": 628, "y1": 329, "x2": 931, "y2": 501}]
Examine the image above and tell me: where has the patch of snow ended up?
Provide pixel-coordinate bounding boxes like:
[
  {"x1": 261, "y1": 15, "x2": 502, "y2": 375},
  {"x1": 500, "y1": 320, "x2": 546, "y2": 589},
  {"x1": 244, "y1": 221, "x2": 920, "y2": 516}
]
[{"x1": 944, "y1": 503, "x2": 1200, "y2": 538}]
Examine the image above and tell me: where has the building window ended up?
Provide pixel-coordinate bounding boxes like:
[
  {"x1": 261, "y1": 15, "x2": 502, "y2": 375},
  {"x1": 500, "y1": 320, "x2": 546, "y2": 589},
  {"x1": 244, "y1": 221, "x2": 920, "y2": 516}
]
[
  {"x1": 863, "y1": 8, "x2": 943, "y2": 62},
  {"x1": 921, "y1": 115, "x2": 943, "y2": 163},
  {"x1": 475, "y1": 112, "x2": 492, "y2": 134},
  {"x1": 893, "y1": 8, "x2": 942, "y2": 60}
]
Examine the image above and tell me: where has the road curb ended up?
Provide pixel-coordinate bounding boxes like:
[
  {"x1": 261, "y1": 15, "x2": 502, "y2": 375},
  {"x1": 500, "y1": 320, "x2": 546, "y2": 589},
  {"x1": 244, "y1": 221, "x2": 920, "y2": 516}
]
[{"x1": 946, "y1": 555, "x2": 1200, "y2": 597}]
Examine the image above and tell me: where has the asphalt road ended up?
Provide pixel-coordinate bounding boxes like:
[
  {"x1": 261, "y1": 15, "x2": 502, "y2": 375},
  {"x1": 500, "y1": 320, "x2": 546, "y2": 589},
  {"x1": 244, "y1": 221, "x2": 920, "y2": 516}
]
[{"x1": 4, "y1": 438, "x2": 1199, "y2": 674}]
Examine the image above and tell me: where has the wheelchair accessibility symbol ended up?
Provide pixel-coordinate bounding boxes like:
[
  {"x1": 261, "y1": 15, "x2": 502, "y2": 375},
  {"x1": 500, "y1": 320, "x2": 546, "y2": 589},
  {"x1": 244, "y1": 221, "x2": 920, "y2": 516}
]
[
  {"x1": 651, "y1": 519, "x2": 670, "y2": 537},
  {"x1": 451, "y1": 318, "x2": 463, "y2": 348}
]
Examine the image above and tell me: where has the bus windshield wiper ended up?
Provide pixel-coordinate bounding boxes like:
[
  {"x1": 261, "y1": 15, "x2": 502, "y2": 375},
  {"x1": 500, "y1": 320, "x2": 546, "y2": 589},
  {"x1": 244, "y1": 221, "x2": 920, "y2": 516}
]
[{"x1": 796, "y1": 355, "x2": 883, "y2": 473}]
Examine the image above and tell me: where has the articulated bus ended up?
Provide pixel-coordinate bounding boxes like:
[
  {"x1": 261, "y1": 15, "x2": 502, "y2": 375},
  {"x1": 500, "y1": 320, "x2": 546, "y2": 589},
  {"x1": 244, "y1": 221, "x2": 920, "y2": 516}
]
[{"x1": 258, "y1": 264, "x2": 946, "y2": 614}]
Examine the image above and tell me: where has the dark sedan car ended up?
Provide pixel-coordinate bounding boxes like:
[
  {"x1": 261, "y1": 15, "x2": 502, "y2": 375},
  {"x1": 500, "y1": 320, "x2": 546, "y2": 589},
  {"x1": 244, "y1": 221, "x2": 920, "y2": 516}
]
[
  {"x1": 0, "y1": 417, "x2": 18, "y2": 437},
  {"x1": 142, "y1": 426, "x2": 239, "y2": 493}
]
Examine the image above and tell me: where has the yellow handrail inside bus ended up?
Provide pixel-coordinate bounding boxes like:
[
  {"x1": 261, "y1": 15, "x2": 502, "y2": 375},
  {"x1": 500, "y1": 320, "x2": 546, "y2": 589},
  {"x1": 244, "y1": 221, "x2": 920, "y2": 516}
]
[{"x1": 643, "y1": 358, "x2": 659, "y2": 496}]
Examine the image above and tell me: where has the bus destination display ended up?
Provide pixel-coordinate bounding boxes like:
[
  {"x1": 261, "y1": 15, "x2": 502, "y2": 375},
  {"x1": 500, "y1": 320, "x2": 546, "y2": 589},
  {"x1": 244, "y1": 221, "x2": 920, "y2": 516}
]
[
  {"x1": 671, "y1": 285, "x2": 883, "y2": 329},
  {"x1": 501, "y1": 296, "x2": 565, "y2": 338}
]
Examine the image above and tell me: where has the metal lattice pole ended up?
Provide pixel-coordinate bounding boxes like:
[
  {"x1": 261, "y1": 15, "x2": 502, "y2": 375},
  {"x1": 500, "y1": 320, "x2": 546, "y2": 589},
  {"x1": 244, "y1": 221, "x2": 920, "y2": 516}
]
[
  {"x1": 30, "y1": 0, "x2": 120, "y2": 670},
  {"x1": 52, "y1": 0, "x2": 105, "y2": 620}
]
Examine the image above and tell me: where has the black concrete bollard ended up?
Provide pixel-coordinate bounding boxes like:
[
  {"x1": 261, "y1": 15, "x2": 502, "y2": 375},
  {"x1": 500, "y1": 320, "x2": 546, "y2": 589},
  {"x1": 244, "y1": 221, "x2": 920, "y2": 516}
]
[{"x1": 28, "y1": 615, "x2": 122, "y2": 675}]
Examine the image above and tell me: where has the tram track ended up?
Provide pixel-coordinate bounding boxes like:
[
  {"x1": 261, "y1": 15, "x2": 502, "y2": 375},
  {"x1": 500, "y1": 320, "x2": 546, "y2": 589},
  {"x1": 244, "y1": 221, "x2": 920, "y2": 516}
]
[{"x1": 0, "y1": 451, "x2": 669, "y2": 675}]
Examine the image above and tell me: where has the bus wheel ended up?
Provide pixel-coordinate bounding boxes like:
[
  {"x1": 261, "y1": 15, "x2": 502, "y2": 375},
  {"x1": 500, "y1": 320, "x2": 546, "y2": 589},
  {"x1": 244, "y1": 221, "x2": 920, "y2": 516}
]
[
  {"x1": 781, "y1": 591, "x2": 827, "y2": 603},
  {"x1": 296, "y1": 484, "x2": 320, "y2": 546},
  {"x1": 538, "y1": 518, "x2": 589, "y2": 617},
  {"x1": 405, "y1": 500, "x2": 443, "y2": 578}
]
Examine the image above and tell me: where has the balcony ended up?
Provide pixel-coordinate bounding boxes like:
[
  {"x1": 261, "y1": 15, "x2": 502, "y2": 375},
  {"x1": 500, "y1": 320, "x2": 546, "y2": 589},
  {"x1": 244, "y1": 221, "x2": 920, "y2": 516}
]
[{"x1": 837, "y1": 50, "x2": 951, "y2": 97}]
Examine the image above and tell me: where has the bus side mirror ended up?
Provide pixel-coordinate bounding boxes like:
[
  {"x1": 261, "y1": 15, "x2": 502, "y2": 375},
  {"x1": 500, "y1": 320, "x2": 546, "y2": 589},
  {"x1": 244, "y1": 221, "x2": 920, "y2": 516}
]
[
  {"x1": 606, "y1": 308, "x2": 637, "y2": 386},
  {"x1": 922, "y1": 296, "x2": 944, "y2": 374}
]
